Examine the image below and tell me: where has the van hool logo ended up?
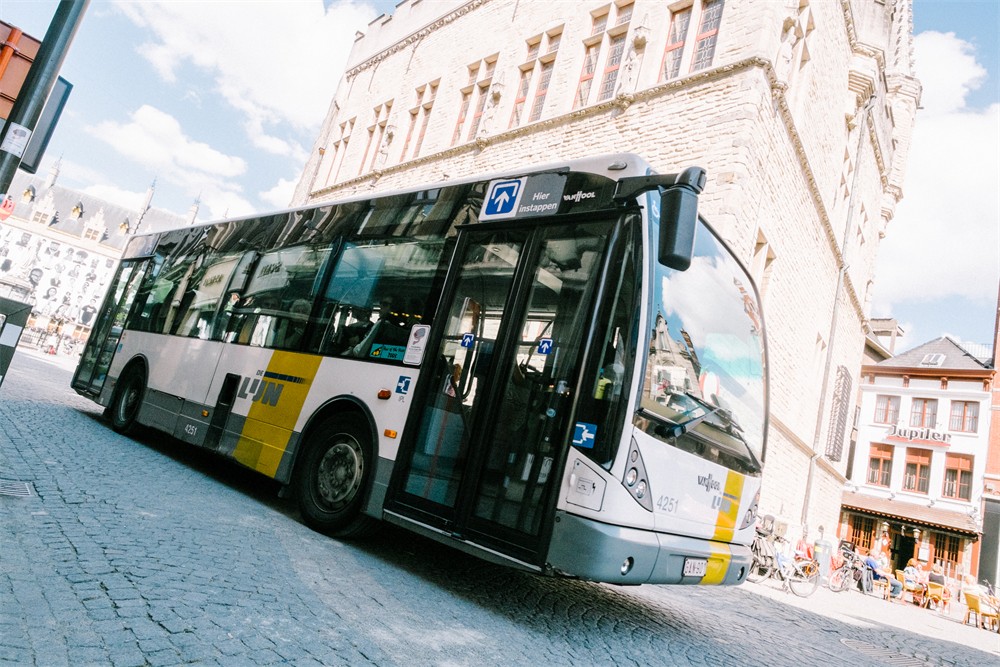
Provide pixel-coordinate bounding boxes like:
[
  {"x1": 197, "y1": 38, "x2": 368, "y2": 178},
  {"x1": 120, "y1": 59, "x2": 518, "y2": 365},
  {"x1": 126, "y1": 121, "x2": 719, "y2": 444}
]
[
  {"x1": 562, "y1": 190, "x2": 596, "y2": 203},
  {"x1": 697, "y1": 473, "x2": 722, "y2": 493}
]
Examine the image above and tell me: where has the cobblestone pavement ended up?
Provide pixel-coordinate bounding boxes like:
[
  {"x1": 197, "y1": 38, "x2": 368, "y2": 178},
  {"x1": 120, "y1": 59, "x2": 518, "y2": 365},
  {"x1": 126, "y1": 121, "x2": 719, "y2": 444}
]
[{"x1": 1, "y1": 350, "x2": 998, "y2": 667}]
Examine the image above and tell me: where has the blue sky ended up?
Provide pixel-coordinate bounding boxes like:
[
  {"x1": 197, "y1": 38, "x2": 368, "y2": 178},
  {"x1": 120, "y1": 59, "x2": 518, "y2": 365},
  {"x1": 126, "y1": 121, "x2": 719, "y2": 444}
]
[{"x1": 0, "y1": 0, "x2": 997, "y2": 353}]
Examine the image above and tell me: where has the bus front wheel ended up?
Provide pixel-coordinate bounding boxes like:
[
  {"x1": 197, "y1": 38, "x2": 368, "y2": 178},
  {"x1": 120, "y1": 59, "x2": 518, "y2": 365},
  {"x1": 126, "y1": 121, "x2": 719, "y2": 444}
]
[
  {"x1": 109, "y1": 368, "x2": 144, "y2": 435},
  {"x1": 294, "y1": 413, "x2": 376, "y2": 538}
]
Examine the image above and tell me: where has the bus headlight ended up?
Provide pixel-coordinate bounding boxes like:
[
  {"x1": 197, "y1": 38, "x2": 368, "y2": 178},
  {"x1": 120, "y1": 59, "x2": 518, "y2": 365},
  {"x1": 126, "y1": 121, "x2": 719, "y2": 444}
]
[
  {"x1": 621, "y1": 438, "x2": 653, "y2": 511},
  {"x1": 739, "y1": 489, "x2": 760, "y2": 529}
]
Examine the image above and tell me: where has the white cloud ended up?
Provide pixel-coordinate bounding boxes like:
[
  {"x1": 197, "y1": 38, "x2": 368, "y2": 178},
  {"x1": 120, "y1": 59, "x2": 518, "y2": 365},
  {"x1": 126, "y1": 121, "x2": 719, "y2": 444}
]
[
  {"x1": 872, "y1": 31, "x2": 1000, "y2": 313},
  {"x1": 114, "y1": 1, "x2": 375, "y2": 133},
  {"x1": 79, "y1": 183, "x2": 148, "y2": 211},
  {"x1": 86, "y1": 104, "x2": 253, "y2": 220},
  {"x1": 260, "y1": 177, "x2": 298, "y2": 210},
  {"x1": 88, "y1": 105, "x2": 246, "y2": 178},
  {"x1": 913, "y1": 31, "x2": 988, "y2": 116}
]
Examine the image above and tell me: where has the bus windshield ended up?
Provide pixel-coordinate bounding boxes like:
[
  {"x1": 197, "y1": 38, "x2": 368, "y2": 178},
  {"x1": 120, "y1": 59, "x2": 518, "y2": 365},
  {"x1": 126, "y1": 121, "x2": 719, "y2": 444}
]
[{"x1": 640, "y1": 221, "x2": 766, "y2": 467}]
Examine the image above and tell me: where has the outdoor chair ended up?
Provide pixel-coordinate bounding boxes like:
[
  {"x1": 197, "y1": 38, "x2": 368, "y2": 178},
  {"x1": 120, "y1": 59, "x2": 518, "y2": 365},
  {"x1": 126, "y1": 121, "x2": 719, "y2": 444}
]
[
  {"x1": 963, "y1": 592, "x2": 999, "y2": 631},
  {"x1": 922, "y1": 582, "x2": 946, "y2": 611},
  {"x1": 871, "y1": 577, "x2": 889, "y2": 600},
  {"x1": 896, "y1": 569, "x2": 923, "y2": 605}
]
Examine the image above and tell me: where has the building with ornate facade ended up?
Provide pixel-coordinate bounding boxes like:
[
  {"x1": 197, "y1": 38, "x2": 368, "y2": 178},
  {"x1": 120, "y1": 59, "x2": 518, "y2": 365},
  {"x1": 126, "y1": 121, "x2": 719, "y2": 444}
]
[
  {"x1": 0, "y1": 163, "x2": 188, "y2": 355},
  {"x1": 841, "y1": 337, "x2": 993, "y2": 577},
  {"x1": 292, "y1": 0, "x2": 921, "y2": 538}
]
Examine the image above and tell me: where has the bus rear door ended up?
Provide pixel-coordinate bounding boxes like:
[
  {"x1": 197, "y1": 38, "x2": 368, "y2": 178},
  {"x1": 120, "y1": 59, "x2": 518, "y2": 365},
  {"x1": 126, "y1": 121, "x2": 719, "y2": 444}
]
[{"x1": 72, "y1": 260, "x2": 149, "y2": 397}]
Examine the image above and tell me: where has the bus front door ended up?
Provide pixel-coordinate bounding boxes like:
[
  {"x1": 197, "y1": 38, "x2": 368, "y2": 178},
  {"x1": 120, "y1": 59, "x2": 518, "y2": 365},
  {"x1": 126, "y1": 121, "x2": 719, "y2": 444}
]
[
  {"x1": 72, "y1": 260, "x2": 148, "y2": 397},
  {"x1": 390, "y1": 221, "x2": 611, "y2": 565}
]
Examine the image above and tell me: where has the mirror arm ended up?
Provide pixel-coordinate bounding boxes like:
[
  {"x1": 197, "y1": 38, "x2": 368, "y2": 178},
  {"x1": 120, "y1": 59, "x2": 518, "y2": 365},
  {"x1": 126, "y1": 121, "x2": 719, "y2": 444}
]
[{"x1": 612, "y1": 167, "x2": 706, "y2": 203}]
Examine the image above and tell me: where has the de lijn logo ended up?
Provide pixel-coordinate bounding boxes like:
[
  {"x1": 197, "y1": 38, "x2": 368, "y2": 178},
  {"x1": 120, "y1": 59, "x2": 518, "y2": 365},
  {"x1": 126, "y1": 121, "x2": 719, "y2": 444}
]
[{"x1": 236, "y1": 370, "x2": 307, "y2": 407}]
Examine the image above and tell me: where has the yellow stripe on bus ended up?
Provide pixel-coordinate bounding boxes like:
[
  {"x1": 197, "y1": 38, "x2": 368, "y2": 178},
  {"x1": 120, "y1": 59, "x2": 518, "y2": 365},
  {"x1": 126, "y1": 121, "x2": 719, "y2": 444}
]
[
  {"x1": 233, "y1": 351, "x2": 321, "y2": 477},
  {"x1": 701, "y1": 541, "x2": 732, "y2": 585},
  {"x1": 711, "y1": 471, "x2": 745, "y2": 543}
]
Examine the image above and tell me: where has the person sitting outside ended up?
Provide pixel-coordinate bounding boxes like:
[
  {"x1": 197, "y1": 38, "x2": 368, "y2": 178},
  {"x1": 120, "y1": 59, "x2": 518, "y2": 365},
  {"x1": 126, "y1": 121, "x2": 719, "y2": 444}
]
[
  {"x1": 926, "y1": 563, "x2": 952, "y2": 611},
  {"x1": 865, "y1": 552, "x2": 902, "y2": 599},
  {"x1": 902, "y1": 557, "x2": 928, "y2": 604}
]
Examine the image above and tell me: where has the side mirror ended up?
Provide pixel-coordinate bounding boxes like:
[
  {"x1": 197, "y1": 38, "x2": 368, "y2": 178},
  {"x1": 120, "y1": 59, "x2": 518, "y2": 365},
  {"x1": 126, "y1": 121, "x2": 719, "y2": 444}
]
[{"x1": 658, "y1": 167, "x2": 705, "y2": 271}]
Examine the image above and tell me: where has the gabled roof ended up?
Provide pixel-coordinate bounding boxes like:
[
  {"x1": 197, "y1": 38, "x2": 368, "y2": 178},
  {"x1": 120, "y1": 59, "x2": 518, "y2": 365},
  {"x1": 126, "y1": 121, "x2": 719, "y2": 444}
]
[
  {"x1": 875, "y1": 336, "x2": 991, "y2": 372},
  {"x1": 8, "y1": 171, "x2": 185, "y2": 251}
]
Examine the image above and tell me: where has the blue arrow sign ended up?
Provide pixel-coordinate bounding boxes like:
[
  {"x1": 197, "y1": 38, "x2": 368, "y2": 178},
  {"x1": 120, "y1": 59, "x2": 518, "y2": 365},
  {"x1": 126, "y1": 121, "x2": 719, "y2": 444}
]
[
  {"x1": 484, "y1": 180, "x2": 521, "y2": 216},
  {"x1": 480, "y1": 178, "x2": 526, "y2": 219},
  {"x1": 537, "y1": 338, "x2": 553, "y2": 355},
  {"x1": 573, "y1": 422, "x2": 597, "y2": 449},
  {"x1": 461, "y1": 332, "x2": 475, "y2": 348},
  {"x1": 396, "y1": 376, "x2": 411, "y2": 394}
]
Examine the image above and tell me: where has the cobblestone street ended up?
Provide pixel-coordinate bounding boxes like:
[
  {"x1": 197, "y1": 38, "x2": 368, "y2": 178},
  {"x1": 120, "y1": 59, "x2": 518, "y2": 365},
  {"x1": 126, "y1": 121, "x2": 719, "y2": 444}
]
[{"x1": 1, "y1": 351, "x2": 998, "y2": 666}]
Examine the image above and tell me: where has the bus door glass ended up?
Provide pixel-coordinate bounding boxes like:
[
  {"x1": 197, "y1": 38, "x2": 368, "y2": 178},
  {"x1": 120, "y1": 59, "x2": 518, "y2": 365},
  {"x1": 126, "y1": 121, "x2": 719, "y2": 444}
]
[
  {"x1": 72, "y1": 260, "x2": 149, "y2": 396},
  {"x1": 394, "y1": 221, "x2": 612, "y2": 560},
  {"x1": 398, "y1": 229, "x2": 526, "y2": 515}
]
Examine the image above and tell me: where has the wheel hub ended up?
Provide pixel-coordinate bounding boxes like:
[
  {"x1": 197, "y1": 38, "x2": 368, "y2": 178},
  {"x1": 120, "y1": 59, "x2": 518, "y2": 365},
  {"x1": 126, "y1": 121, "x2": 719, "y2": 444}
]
[{"x1": 316, "y1": 439, "x2": 362, "y2": 507}]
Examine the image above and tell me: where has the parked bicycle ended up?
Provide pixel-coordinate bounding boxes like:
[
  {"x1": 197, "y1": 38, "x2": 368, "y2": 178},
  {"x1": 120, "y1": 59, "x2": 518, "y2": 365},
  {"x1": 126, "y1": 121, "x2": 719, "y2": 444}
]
[
  {"x1": 747, "y1": 519, "x2": 820, "y2": 597},
  {"x1": 827, "y1": 545, "x2": 864, "y2": 593}
]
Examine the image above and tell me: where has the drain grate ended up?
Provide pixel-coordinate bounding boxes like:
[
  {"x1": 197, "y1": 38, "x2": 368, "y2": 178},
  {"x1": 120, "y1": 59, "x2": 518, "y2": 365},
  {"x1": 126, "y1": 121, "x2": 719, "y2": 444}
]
[
  {"x1": 0, "y1": 479, "x2": 35, "y2": 498},
  {"x1": 841, "y1": 639, "x2": 930, "y2": 666}
]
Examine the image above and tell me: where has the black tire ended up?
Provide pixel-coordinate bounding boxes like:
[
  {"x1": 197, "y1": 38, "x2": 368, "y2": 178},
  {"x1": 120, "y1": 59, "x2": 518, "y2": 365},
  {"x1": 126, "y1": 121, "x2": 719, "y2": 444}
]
[
  {"x1": 746, "y1": 559, "x2": 772, "y2": 584},
  {"x1": 828, "y1": 566, "x2": 849, "y2": 592},
  {"x1": 746, "y1": 536, "x2": 772, "y2": 583},
  {"x1": 109, "y1": 367, "x2": 144, "y2": 435},
  {"x1": 788, "y1": 559, "x2": 820, "y2": 597},
  {"x1": 294, "y1": 413, "x2": 377, "y2": 538}
]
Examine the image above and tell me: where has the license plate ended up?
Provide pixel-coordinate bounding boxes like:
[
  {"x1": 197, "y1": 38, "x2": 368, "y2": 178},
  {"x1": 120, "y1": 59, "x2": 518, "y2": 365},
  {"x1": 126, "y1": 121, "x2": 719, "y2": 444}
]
[{"x1": 683, "y1": 558, "x2": 707, "y2": 577}]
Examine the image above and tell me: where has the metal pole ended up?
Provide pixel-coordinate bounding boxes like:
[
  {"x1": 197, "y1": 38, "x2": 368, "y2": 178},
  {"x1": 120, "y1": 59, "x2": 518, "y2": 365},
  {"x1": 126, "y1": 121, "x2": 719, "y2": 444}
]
[
  {"x1": 0, "y1": 0, "x2": 89, "y2": 197},
  {"x1": 801, "y1": 94, "x2": 877, "y2": 528}
]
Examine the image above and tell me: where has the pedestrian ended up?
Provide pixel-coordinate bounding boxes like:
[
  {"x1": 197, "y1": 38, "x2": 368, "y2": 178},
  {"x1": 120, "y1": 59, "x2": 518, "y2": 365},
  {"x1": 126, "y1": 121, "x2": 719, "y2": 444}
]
[{"x1": 865, "y1": 551, "x2": 902, "y2": 599}]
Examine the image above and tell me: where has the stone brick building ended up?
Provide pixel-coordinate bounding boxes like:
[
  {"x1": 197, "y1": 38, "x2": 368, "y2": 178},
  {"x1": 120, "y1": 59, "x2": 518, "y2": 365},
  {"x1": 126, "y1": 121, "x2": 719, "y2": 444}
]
[{"x1": 293, "y1": 0, "x2": 921, "y2": 537}]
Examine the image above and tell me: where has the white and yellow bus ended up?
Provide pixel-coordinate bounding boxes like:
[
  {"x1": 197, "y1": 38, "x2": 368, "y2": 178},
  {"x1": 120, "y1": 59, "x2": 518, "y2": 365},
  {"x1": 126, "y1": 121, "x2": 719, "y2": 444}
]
[{"x1": 73, "y1": 154, "x2": 767, "y2": 585}]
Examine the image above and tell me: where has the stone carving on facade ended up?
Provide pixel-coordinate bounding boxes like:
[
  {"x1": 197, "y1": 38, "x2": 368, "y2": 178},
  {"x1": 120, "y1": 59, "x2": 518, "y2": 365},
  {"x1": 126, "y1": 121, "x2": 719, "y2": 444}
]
[
  {"x1": 374, "y1": 120, "x2": 396, "y2": 169},
  {"x1": 476, "y1": 71, "x2": 505, "y2": 145},
  {"x1": 615, "y1": 18, "x2": 649, "y2": 102}
]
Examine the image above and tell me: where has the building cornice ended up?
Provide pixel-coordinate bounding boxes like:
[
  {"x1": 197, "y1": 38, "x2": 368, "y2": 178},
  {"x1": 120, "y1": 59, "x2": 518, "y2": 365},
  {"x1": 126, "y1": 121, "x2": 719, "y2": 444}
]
[{"x1": 346, "y1": 0, "x2": 492, "y2": 79}]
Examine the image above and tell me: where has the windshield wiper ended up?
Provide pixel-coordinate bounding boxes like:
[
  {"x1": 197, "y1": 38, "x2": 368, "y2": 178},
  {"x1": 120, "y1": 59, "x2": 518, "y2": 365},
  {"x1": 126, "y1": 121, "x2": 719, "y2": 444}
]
[
  {"x1": 662, "y1": 391, "x2": 726, "y2": 438},
  {"x1": 662, "y1": 392, "x2": 763, "y2": 471}
]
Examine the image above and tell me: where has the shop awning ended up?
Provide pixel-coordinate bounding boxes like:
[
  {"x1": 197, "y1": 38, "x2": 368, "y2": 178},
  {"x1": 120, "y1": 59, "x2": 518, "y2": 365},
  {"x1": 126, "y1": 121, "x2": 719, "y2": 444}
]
[{"x1": 841, "y1": 491, "x2": 980, "y2": 536}]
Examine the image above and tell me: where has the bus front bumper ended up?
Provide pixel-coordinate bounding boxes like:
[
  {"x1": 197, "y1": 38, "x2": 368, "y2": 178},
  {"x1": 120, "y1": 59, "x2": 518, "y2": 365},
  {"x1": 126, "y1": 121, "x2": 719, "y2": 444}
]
[{"x1": 546, "y1": 510, "x2": 751, "y2": 586}]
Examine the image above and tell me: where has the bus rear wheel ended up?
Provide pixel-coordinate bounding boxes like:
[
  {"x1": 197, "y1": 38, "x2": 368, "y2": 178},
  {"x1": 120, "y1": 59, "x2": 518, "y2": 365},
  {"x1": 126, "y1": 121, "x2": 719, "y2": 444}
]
[
  {"x1": 109, "y1": 368, "x2": 144, "y2": 435},
  {"x1": 294, "y1": 413, "x2": 376, "y2": 538}
]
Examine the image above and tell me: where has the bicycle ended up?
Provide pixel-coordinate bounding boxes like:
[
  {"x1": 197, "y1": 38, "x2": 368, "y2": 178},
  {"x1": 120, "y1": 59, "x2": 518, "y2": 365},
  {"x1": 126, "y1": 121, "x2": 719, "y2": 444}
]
[
  {"x1": 747, "y1": 525, "x2": 820, "y2": 597},
  {"x1": 827, "y1": 547, "x2": 863, "y2": 593},
  {"x1": 773, "y1": 544, "x2": 821, "y2": 597},
  {"x1": 747, "y1": 525, "x2": 776, "y2": 583}
]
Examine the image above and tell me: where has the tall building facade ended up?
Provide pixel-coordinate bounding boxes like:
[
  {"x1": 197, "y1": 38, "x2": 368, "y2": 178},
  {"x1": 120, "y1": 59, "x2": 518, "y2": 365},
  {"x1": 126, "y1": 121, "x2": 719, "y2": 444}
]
[
  {"x1": 0, "y1": 164, "x2": 187, "y2": 355},
  {"x1": 842, "y1": 337, "x2": 992, "y2": 577},
  {"x1": 293, "y1": 0, "x2": 921, "y2": 537}
]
